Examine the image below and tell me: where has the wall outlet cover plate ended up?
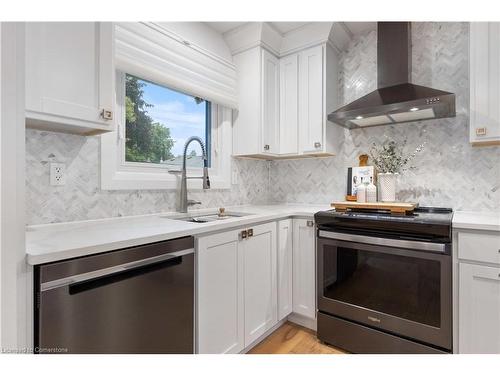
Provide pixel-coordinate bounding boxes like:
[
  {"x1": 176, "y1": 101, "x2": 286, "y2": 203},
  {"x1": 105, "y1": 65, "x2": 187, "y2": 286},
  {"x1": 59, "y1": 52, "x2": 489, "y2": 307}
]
[{"x1": 50, "y1": 163, "x2": 66, "y2": 186}]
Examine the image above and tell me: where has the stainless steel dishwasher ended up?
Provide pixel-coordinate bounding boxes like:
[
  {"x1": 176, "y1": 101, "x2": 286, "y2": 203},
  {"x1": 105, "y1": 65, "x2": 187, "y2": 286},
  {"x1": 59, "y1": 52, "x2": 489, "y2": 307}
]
[{"x1": 34, "y1": 237, "x2": 195, "y2": 354}]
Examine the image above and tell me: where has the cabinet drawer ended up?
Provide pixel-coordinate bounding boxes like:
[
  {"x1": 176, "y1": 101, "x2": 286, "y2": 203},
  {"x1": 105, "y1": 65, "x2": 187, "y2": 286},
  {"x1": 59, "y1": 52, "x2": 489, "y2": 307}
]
[{"x1": 458, "y1": 231, "x2": 500, "y2": 264}]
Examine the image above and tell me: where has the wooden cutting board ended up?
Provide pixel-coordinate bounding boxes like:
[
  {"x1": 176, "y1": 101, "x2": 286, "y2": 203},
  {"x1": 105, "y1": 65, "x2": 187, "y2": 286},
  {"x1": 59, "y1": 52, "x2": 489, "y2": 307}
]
[{"x1": 331, "y1": 201, "x2": 418, "y2": 214}]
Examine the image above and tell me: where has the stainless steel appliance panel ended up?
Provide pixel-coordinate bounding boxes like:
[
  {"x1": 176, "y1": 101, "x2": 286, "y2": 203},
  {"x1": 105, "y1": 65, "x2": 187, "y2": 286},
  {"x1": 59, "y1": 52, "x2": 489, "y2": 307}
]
[
  {"x1": 317, "y1": 235, "x2": 452, "y2": 351},
  {"x1": 35, "y1": 237, "x2": 194, "y2": 354}
]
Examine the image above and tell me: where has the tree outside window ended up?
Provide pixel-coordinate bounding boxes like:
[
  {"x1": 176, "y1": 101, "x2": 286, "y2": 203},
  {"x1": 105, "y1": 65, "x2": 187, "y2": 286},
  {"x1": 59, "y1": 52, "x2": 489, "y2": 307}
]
[{"x1": 124, "y1": 75, "x2": 210, "y2": 168}]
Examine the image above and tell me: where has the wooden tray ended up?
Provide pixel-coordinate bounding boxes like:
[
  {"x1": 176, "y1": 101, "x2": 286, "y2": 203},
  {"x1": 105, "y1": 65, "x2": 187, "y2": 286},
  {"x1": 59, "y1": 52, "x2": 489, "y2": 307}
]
[{"x1": 331, "y1": 201, "x2": 418, "y2": 214}]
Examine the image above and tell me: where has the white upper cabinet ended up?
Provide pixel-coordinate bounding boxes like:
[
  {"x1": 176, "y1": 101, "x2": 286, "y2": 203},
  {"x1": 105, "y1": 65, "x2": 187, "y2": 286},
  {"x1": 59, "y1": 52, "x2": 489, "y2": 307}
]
[
  {"x1": 262, "y1": 49, "x2": 280, "y2": 155},
  {"x1": 25, "y1": 22, "x2": 115, "y2": 135},
  {"x1": 279, "y1": 54, "x2": 299, "y2": 155},
  {"x1": 233, "y1": 46, "x2": 280, "y2": 157},
  {"x1": 298, "y1": 45, "x2": 324, "y2": 154},
  {"x1": 232, "y1": 43, "x2": 340, "y2": 159},
  {"x1": 470, "y1": 22, "x2": 500, "y2": 145}
]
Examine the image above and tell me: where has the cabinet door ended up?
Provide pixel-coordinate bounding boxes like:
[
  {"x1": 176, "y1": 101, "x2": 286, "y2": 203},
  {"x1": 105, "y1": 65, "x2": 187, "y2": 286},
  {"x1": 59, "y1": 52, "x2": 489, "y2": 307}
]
[
  {"x1": 292, "y1": 218, "x2": 316, "y2": 319},
  {"x1": 279, "y1": 54, "x2": 299, "y2": 155},
  {"x1": 25, "y1": 22, "x2": 114, "y2": 133},
  {"x1": 244, "y1": 222, "x2": 277, "y2": 346},
  {"x1": 197, "y1": 230, "x2": 244, "y2": 354},
  {"x1": 261, "y1": 49, "x2": 280, "y2": 155},
  {"x1": 277, "y1": 219, "x2": 293, "y2": 320},
  {"x1": 470, "y1": 22, "x2": 500, "y2": 144},
  {"x1": 459, "y1": 263, "x2": 500, "y2": 353},
  {"x1": 298, "y1": 45, "x2": 324, "y2": 154},
  {"x1": 232, "y1": 47, "x2": 262, "y2": 155}
]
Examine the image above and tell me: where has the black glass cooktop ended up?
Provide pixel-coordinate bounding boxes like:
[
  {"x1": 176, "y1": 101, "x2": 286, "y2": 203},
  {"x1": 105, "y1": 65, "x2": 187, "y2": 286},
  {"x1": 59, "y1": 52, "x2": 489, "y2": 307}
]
[{"x1": 314, "y1": 207, "x2": 453, "y2": 243}]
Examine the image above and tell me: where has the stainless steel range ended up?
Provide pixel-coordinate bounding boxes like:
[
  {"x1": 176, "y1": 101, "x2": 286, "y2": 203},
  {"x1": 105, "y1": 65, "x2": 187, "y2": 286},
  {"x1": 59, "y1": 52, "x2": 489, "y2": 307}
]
[{"x1": 314, "y1": 207, "x2": 453, "y2": 354}]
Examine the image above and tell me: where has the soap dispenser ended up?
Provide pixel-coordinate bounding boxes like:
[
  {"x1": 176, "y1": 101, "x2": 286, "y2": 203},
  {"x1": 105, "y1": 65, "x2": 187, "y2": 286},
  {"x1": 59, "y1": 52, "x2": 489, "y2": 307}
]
[
  {"x1": 366, "y1": 177, "x2": 377, "y2": 203},
  {"x1": 357, "y1": 177, "x2": 367, "y2": 203}
]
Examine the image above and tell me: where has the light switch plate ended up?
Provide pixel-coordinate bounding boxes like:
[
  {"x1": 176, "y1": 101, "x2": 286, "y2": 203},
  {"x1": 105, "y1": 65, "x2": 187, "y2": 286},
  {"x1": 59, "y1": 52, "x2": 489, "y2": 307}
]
[{"x1": 50, "y1": 163, "x2": 66, "y2": 186}]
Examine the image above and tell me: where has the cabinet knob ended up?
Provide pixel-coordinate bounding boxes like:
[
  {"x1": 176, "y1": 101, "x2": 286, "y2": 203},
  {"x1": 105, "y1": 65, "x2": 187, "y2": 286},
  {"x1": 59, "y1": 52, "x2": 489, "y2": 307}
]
[
  {"x1": 240, "y1": 230, "x2": 248, "y2": 239},
  {"x1": 101, "y1": 109, "x2": 113, "y2": 120},
  {"x1": 314, "y1": 142, "x2": 321, "y2": 148},
  {"x1": 264, "y1": 144, "x2": 270, "y2": 151},
  {"x1": 247, "y1": 228, "x2": 254, "y2": 237},
  {"x1": 307, "y1": 220, "x2": 314, "y2": 227}
]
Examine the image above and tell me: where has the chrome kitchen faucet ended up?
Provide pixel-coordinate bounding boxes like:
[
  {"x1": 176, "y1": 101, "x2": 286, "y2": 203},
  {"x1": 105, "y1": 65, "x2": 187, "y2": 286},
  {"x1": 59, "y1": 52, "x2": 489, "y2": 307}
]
[{"x1": 169, "y1": 136, "x2": 210, "y2": 212}]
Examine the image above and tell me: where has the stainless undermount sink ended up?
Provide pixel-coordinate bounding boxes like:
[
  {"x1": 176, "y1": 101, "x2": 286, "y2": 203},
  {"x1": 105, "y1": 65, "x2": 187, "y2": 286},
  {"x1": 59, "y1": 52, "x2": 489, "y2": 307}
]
[{"x1": 163, "y1": 210, "x2": 252, "y2": 223}]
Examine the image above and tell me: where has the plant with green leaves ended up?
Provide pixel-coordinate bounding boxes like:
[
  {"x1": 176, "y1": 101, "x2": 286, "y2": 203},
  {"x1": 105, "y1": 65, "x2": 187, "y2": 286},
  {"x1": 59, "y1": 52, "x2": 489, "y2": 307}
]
[
  {"x1": 369, "y1": 138, "x2": 425, "y2": 174},
  {"x1": 125, "y1": 75, "x2": 175, "y2": 163}
]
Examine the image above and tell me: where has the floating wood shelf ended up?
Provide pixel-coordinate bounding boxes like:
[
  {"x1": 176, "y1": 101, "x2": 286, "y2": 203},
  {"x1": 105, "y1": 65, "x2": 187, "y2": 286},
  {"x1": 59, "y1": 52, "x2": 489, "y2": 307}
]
[{"x1": 331, "y1": 201, "x2": 418, "y2": 215}]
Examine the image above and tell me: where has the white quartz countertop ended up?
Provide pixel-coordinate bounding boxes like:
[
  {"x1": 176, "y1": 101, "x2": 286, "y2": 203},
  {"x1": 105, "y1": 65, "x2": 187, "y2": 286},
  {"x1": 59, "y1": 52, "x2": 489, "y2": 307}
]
[
  {"x1": 26, "y1": 204, "x2": 329, "y2": 265},
  {"x1": 452, "y1": 210, "x2": 500, "y2": 232}
]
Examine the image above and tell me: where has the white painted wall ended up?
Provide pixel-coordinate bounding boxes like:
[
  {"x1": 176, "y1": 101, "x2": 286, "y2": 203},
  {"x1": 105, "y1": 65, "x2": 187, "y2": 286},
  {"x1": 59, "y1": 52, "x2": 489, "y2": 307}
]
[{"x1": 0, "y1": 22, "x2": 28, "y2": 352}]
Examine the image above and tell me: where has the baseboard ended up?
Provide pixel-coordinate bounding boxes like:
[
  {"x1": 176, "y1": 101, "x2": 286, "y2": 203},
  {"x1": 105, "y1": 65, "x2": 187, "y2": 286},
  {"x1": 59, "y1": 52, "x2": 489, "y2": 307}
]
[
  {"x1": 240, "y1": 318, "x2": 288, "y2": 353},
  {"x1": 287, "y1": 313, "x2": 317, "y2": 331}
]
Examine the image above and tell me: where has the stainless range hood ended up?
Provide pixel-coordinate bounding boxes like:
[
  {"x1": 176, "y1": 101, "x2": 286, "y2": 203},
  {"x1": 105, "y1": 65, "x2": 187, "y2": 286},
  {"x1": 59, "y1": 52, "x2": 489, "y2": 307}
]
[{"x1": 328, "y1": 22, "x2": 456, "y2": 129}]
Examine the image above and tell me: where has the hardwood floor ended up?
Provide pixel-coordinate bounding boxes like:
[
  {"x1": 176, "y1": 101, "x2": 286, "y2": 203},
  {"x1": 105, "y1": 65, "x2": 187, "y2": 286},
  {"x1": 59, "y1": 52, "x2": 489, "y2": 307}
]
[{"x1": 248, "y1": 322, "x2": 346, "y2": 354}]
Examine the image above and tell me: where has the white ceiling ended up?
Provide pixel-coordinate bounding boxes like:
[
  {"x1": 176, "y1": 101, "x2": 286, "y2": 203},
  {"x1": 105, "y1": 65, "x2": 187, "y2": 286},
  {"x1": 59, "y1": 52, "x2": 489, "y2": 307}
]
[{"x1": 205, "y1": 21, "x2": 376, "y2": 38}]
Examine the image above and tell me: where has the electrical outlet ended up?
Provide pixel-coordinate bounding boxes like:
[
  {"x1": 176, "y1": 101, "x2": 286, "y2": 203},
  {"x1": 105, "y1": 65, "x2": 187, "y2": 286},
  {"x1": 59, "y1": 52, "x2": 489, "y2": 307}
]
[{"x1": 50, "y1": 163, "x2": 66, "y2": 186}]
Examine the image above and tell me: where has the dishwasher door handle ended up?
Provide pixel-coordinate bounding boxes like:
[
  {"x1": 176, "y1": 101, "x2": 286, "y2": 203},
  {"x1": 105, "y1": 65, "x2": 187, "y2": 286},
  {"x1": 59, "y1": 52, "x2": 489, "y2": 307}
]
[{"x1": 40, "y1": 248, "x2": 194, "y2": 292}]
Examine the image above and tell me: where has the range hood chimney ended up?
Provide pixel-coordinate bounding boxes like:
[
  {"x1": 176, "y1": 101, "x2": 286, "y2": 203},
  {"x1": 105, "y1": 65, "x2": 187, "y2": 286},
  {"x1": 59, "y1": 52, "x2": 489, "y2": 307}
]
[{"x1": 328, "y1": 22, "x2": 456, "y2": 129}]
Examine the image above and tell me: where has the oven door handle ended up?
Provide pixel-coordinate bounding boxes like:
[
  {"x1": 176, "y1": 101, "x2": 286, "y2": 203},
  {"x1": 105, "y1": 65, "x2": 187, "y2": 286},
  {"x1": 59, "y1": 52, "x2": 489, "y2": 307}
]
[
  {"x1": 40, "y1": 248, "x2": 194, "y2": 292},
  {"x1": 318, "y1": 231, "x2": 446, "y2": 253}
]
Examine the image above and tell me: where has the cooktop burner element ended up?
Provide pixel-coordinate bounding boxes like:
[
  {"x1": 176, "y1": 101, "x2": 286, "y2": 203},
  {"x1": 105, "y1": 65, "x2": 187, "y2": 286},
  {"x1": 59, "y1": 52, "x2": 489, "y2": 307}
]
[{"x1": 314, "y1": 206, "x2": 453, "y2": 243}]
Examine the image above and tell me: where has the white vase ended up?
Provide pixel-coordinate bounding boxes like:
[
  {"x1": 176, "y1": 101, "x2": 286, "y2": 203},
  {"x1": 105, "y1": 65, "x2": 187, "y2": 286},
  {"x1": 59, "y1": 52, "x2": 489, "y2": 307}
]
[{"x1": 378, "y1": 173, "x2": 397, "y2": 202}]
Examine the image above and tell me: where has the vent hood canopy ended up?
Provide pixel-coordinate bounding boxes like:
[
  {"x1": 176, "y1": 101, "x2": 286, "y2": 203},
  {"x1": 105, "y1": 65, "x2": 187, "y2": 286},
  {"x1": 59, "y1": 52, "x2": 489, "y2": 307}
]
[{"x1": 328, "y1": 22, "x2": 456, "y2": 129}]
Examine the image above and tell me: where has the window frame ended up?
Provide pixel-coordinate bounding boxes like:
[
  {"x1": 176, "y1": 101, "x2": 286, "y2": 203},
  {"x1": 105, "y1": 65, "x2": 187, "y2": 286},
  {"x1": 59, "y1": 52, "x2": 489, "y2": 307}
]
[{"x1": 100, "y1": 71, "x2": 232, "y2": 190}]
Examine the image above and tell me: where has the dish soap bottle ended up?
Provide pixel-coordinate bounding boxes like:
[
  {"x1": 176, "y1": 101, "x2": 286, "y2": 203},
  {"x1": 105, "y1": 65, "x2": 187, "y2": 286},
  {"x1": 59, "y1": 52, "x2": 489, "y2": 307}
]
[
  {"x1": 366, "y1": 177, "x2": 377, "y2": 203},
  {"x1": 357, "y1": 177, "x2": 367, "y2": 203}
]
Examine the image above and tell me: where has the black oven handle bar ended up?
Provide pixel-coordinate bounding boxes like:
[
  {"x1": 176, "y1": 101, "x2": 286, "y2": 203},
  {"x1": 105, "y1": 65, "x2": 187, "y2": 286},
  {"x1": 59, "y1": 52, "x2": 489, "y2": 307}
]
[{"x1": 318, "y1": 230, "x2": 446, "y2": 253}]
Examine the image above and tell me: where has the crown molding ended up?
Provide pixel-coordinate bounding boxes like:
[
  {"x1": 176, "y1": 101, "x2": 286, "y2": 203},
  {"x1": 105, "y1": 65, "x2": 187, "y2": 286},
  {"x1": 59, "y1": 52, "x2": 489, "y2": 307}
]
[{"x1": 224, "y1": 22, "x2": 346, "y2": 58}]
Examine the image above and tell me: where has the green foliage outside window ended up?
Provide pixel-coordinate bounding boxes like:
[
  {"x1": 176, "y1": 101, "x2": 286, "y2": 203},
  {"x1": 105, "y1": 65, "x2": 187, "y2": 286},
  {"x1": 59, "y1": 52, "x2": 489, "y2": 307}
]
[{"x1": 125, "y1": 76, "x2": 175, "y2": 163}]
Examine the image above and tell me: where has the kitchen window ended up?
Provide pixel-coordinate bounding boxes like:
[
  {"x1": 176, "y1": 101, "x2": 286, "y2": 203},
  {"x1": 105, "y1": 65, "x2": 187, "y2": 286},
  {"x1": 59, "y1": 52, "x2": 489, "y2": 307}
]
[
  {"x1": 100, "y1": 72, "x2": 232, "y2": 190},
  {"x1": 123, "y1": 74, "x2": 211, "y2": 169}
]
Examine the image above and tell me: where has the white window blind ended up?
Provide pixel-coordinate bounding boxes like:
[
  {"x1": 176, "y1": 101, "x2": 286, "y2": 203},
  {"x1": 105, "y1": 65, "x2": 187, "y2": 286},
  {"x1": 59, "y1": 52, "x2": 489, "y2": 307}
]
[{"x1": 115, "y1": 22, "x2": 238, "y2": 109}]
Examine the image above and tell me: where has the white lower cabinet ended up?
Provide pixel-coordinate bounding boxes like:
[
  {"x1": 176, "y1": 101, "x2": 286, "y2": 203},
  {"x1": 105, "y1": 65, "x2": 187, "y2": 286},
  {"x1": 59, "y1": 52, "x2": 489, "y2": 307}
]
[
  {"x1": 197, "y1": 222, "x2": 278, "y2": 353},
  {"x1": 457, "y1": 229, "x2": 500, "y2": 353},
  {"x1": 244, "y1": 222, "x2": 278, "y2": 346},
  {"x1": 197, "y1": 229, "x2": 244, "y2": 354},
  {"x1": 277, "y1": 219, "x2": 293, "y2": 320},
  {"x1": 292, "y1": 218, "x2": 316, "y2": 319},
  {"x1": 459, "y1": 262, "x2": 500, "y2": 353}
]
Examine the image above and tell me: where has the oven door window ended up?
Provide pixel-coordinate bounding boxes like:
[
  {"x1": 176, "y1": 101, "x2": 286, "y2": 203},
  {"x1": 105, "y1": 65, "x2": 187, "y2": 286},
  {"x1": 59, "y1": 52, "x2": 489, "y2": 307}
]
[{"x1": 322, "y1": 244, "x2": 441, "y2": 327}]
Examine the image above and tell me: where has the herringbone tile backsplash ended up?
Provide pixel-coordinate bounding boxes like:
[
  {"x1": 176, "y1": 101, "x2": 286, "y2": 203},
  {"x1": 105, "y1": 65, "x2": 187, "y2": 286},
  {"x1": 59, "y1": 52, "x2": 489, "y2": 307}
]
[
  {"x1": 270, "y1": 22, "x2": 500, "y2": 212},
  {"x1": 26, "y1": 22, "x2": 500, "y2": 224},
  {"x1": 26, "y1": 130, "x2": 270, "y2": 224}
]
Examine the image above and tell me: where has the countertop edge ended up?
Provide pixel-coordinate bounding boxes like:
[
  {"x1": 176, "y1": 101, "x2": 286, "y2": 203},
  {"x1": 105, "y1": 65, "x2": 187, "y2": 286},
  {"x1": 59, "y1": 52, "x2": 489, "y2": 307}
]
[
  {"x1": 452, "y1": 210, "x2": 500, "y2": 232},
  {"x1": 26, "y1": 207, "x2": 319, "y2": 265}
]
